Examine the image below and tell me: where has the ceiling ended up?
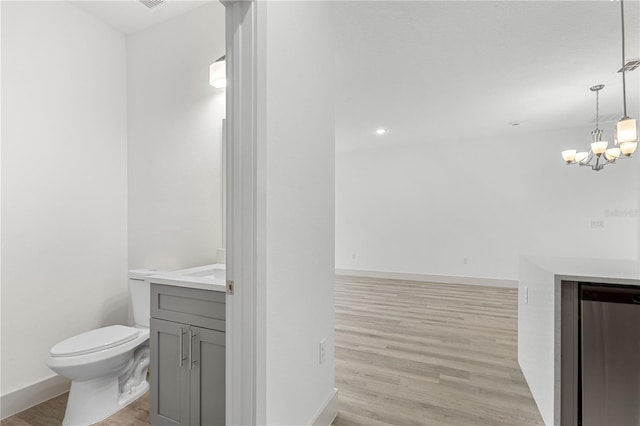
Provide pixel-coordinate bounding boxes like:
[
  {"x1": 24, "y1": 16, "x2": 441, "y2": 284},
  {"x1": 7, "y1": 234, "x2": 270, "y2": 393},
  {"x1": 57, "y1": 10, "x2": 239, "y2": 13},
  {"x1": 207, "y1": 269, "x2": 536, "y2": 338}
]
[
  {"x1": 71, "y1": 0, "x2": 213, "y2": 34},
  {"x1": 69, "y1": 0, "x2": 640, "y2": 152},
  {"x1": 334, "y1": 1, "x2": 640, "y2": 151}
]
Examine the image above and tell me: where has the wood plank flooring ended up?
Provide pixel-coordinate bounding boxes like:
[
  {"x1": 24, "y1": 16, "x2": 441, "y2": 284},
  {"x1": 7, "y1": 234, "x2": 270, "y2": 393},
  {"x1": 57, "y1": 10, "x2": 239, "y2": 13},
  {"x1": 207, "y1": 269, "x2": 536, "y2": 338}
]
[
  {"x1": 2, "y1": 276, "x2": 543, "y2": 426},
  {"x1": 0, "y1": 392, "x2": 148, "y2": 426},
  {"x1": 332, "y1": 275, "x2": 543, "y2": 426}
]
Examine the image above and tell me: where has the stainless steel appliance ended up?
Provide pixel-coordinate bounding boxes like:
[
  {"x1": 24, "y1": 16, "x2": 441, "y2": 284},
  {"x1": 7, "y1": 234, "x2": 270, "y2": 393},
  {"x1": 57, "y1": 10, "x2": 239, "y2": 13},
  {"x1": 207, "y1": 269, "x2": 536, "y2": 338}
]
[{"x1": 581, "y1": 284, "x2": 640, "y2": 426}]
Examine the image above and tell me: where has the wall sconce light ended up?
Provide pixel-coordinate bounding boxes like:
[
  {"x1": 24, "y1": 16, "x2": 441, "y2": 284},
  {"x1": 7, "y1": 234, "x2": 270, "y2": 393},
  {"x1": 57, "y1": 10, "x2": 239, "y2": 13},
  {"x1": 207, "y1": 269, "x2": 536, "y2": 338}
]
[{"x1": 209, "y1": 55, "x2": 226, "y2": 89}]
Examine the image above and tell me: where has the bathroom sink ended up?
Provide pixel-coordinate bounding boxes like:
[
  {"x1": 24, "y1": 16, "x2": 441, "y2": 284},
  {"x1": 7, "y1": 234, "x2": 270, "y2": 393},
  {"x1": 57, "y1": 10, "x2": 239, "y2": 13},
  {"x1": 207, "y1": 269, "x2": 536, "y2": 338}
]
[{"x1": 182, "y1": 265, "x2": 226, "y2": 281}]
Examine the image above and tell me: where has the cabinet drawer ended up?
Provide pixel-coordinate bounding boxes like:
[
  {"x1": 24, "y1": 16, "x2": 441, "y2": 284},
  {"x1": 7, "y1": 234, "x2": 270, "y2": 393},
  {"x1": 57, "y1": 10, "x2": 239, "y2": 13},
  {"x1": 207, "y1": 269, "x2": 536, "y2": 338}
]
[{"x1": 151, "y1": 284, "x2": 225, "y2": 331}]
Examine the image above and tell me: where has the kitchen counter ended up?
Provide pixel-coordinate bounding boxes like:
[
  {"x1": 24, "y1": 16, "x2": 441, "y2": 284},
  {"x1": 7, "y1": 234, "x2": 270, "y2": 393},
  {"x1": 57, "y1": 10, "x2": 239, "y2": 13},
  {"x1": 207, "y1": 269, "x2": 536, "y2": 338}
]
[
  {"x1": 518, "y1": 256, "x2": 640, "y2": 425},
  {"x1": 148, "y1": 263, "x2": 226, "y2": 292},
  {"x1": 520, "y1": 256, "x2": 640, "y2": 285}
]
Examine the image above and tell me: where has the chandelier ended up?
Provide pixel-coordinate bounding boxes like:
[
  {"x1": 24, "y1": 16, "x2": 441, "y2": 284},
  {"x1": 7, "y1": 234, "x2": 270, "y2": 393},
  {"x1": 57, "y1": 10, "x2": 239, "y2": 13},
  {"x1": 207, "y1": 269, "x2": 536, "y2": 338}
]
[
  {"x1": 561, "y1": 0, "x2": 638, "y2": 171},
  {"x1": 561, "y1": 85, "x2": 626, "y2": 171}
]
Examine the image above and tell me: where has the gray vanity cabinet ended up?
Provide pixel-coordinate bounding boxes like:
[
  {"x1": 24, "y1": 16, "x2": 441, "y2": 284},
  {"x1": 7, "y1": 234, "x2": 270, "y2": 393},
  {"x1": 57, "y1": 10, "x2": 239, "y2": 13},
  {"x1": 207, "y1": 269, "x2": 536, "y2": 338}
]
[
  {"x1": 150, "y1": 318, "x2": 190, "y2": 425},
  {"x1": 150, "y1": 284, "x2": 225, "y2": 426},
  {"x1": 190, "y1": 326, "x2": 225, "y2": 426}
]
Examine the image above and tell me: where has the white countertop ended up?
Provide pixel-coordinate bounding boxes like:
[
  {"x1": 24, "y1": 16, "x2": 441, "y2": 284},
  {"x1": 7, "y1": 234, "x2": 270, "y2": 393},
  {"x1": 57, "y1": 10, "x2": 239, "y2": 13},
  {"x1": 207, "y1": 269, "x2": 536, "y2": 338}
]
[
  {"x1": 148, "y1": 264, "x2": 226, "y2": 292},
  {"x1": 522, "y1": 256, "x2": 640, "y2": 285}
]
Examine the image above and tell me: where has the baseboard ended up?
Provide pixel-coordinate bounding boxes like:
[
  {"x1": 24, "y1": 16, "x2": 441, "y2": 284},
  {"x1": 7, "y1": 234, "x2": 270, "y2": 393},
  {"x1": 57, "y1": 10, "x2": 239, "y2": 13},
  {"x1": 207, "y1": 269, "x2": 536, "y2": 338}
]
[
  {"x1": 335, "y1": 269, "x2": 517, "y2": 289},
  {"x1": 311, "y1": 387, "x2": 339, "y2": 426},
  {"x1": 1, "y1": 375, "x2": 70, "y2": 420}
]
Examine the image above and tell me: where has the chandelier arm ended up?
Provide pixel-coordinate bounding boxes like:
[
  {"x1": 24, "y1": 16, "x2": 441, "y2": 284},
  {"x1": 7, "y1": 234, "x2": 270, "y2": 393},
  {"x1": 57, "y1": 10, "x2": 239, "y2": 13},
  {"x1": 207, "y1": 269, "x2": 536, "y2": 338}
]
[
  {"x1": 577, "y1": 152, "x2": 597, "y2": 168},
  {"x1": 589, "y1": 156, "x2": 605, "y2": 171},
  {"x1": 586, "y1": 151, "x2": 594, "y2": 164}
]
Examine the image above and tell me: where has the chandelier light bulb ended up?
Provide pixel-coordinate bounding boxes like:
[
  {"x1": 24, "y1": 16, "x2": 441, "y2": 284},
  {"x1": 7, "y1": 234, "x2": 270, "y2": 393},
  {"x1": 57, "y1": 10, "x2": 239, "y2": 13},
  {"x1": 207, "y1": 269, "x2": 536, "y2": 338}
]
[
  {"x1": 561, "y1": 150, "x2": 577, "y2": 163},
  {"x1": 620, "y1": 141, "x2": 638, "y2": 156},
  {"x1": 604, "y1": 147, "x2": 621, "y2": 161},
  {"x1": 591, "y1": 141, "x2": 608, "y2": 155}
]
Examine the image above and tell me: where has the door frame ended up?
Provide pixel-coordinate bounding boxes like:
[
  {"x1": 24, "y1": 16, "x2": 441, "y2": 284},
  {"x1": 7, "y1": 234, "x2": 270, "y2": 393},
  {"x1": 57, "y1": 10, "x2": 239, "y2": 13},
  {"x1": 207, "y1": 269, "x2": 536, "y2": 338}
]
[{"x1": 222, "y1": 1, "x2": 262, "y2": 424}]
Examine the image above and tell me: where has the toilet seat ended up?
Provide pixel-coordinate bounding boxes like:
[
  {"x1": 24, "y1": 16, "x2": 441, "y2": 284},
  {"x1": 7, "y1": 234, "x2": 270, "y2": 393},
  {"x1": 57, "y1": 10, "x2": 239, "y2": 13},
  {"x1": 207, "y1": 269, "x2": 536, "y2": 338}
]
[
  {"x1": 48, "y1": 327, "x2": 150, "y2": 370},
  {"x1": 50, "y1": 325, "x2": 140, "y2": 358}
]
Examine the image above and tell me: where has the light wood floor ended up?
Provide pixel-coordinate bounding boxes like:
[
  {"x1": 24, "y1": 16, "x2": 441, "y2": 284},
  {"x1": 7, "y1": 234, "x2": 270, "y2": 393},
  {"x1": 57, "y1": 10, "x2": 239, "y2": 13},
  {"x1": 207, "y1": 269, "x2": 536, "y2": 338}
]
[
  {"x1": 332, "y1": 276, "x2": 543, "y2": 426},
  {"x1": 0, "y1": 392, "x2": 149, "y2": 426},
  {"x1": 2, "y1": 276, "x2": 543, "y2": 426}
]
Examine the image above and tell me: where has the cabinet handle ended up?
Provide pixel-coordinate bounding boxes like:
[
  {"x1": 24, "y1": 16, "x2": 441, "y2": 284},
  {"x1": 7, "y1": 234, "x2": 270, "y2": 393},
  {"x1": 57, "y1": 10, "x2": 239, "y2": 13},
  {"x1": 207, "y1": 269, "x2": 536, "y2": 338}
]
[
  {"x1": 189, "y1": 329, "x2": 195, "y2": 370},
  {"x1": 179, "y1": 327, "x2": 185, "y2": 367}
]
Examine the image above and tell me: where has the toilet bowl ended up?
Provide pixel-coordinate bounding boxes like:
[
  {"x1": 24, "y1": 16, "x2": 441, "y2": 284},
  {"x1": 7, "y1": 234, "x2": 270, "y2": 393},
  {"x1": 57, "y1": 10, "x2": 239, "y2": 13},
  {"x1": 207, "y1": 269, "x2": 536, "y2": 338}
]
[{"x1": 47, "y1": 269, "x2": 161, "y2": 426}]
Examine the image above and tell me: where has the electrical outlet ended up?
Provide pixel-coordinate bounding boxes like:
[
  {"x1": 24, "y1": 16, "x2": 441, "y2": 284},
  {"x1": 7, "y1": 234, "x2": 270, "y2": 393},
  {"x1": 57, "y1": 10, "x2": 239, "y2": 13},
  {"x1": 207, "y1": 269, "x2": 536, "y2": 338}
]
[
  {"x1": 462, "y1": 257, "x2": 468, "y2": 264},
  {"x1": 351, "y1": 253, "x2": 357, "y2": 260},
  {"x1": 319, "y1": 338, "x2": 326, "y2": 365}
]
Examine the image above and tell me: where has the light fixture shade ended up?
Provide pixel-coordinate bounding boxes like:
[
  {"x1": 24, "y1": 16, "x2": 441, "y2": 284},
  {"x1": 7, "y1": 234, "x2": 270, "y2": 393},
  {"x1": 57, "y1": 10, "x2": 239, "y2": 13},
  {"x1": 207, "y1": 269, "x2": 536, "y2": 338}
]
[
  {"x1": 561, "y1": 150, "x2": 577, "y2": 163},
  {"x1": 616, "y1": 118, "x2": 638, "y2": 144},
  {"x1": 209, "y1": 55, "x2": 226, "y2": 89},
  {"x1": 591, "y1": 141, "x2": 608, "y2": 155},
  {"x1": 605, "y1": 147, "x2": 621, "y2": 161},
  {"x1": 620, "y1": 141, "x2": 638, "y2": 156},
  {"x1": 575, "y1": 151, "x2": 589, "y2": 163}
]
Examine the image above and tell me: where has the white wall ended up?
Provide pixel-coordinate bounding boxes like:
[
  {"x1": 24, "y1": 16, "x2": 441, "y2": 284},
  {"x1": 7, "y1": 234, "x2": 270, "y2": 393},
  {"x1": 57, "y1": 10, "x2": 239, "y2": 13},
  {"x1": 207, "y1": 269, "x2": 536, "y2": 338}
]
[
  {"x1": 1, "y1": 0, "x2": 127, "y2": 399},
  {"x1": 258, "y1": 2, "x2": 337, "y2": 424},
  {"x1": 336, "y1": 124, "x2": 639, "y2": 281},
  {"x1": 127, "y1": 2, "x2": 225, "y2": 271}
]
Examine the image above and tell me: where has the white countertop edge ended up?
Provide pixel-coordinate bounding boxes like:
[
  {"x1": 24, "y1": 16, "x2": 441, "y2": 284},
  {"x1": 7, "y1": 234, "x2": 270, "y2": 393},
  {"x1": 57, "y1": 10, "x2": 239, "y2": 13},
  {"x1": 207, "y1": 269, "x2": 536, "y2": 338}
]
[
  {"x1": 145, "y1": 263, "x2": 227, "y2": 292},
  {"x1": 521, "y1": 256, "x2": 640, "y2": 283},
  {"x1": 554, "y1": 274, "x2": 640, "y2": 286},
  {"x1": 148, "y1": 276, "x2": 226, "y2": 292}
]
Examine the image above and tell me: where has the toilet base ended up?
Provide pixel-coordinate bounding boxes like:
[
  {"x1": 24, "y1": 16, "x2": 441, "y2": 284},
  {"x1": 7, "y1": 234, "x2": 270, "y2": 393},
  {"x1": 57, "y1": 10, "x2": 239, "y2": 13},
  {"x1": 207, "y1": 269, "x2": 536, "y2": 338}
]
[
  {"x1": 62, "y1": 378, "x2": 149, "y2": 426},
  {"x1": 61, "y1": 344, "x2": 150, "y2": 426}
]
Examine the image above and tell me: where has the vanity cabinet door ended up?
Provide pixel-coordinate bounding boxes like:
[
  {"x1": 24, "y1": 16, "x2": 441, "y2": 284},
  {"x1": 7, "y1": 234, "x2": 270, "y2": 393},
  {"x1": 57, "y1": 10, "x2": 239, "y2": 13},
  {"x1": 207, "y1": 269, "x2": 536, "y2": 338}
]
[
  {"x1": 190, "y1": 326, "x2": 226, "y2": 426},
  {"x1": 150, "y1": 318, "x2": 191, "y2": 426}
]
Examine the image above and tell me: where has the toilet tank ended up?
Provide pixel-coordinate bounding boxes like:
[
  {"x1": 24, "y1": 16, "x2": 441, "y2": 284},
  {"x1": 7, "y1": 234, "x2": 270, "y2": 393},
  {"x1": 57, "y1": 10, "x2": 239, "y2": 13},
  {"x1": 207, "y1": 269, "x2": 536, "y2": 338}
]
[{"x1": 128, "y1": 269, "x2": 163, "y2": 328}]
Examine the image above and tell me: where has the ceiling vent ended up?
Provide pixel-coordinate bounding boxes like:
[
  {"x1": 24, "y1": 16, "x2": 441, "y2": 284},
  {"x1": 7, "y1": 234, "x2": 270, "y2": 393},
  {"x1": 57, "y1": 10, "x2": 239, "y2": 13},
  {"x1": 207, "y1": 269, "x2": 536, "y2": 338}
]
[
  {"x1": 139, "y1": 0, "x2": 165, "y2": 9},
  {"x1": 617, "y1": 58, "x2": 640, "y2": 73}
]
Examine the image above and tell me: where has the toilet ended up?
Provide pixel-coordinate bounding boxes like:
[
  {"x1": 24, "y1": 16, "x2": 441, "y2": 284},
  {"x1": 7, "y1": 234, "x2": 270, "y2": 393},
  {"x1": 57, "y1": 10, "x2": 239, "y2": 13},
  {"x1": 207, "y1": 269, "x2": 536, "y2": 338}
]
[{"x1": 48, "y1": 269, "x2": 161, "y2": 426}]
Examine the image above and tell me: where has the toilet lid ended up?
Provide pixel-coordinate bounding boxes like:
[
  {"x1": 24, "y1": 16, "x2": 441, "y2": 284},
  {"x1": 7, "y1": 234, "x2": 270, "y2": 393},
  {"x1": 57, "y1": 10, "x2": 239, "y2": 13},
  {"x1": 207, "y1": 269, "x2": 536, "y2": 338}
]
[{"x1": 50, "y1": 325, "x2": 140, "y2": 357}]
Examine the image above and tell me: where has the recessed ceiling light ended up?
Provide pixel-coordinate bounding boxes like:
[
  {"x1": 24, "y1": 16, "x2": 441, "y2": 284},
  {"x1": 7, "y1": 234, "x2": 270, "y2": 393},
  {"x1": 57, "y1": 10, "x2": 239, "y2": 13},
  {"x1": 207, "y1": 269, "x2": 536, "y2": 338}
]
[{"x1": 375, "y1": 128, "x2": 387, "y2": 135}]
